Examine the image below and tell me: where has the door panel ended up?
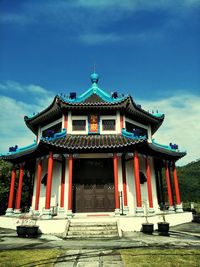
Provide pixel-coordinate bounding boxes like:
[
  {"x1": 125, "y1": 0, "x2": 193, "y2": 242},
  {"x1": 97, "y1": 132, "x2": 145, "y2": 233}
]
[{"x1": 72, "y1": 158, "x2": 115, "y2": 212}]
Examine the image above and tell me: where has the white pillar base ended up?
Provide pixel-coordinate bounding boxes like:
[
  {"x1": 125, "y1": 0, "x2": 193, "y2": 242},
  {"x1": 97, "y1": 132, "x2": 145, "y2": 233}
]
[
  {"x1": 115, "y1": 208, "x2": 121, "y2": 216},
  {"x1": 168, "y1": 206, "x2": 175, "y2": 212},
  {"x1": 123, "y1": 206, "x2": 129, "y2": 215},
  {"x1": 57, "y1": 207, "x2": 66, "y2": 218},
  {"x1": 14, "y1": 209, "x2": 21, "y2": 216},
  {"x1": 42, "y1": 209, "x2": 52, "y2": 219},
  {"x1": 28, "y1": 206, "x2": 34, "y2": 215},
  {"x1": 148, "y1": 207, "x2": 155, "y2": 214},
  {"x1": 135, "y1": 207, "x2": 144, "y2": 216},
  {"x1": 175, "y1": 203, "x2": 183, "y2": 213},
  {"x1": 33, "y1": 210, "x2": 40, "y2": 216},
  {"x1": 5, "y1": 208, "x2": 14, "y2": 216},
  {"x1": 66, "y1": 210, "x2": 73, "y2": 218}
]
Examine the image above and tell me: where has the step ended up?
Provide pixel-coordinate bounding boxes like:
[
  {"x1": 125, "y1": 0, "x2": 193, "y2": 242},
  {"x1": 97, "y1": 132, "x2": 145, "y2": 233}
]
[
  {"x1": 66, "y1": 234, "x2": 119, "y2": 239},
  {"x1": 69, "y1": 226, "x2": 117, "y2": 231},
  {"x1": 67, "y1": 230, "x2": 118, "y2": 235},
  {"x1": 69, "y1": 222, "x2": 117, "y2": 226}
]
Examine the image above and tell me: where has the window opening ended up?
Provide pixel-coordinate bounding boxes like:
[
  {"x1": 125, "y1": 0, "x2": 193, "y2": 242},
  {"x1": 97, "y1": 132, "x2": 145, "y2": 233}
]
[
  {"x1": 125, "y1": 121, "x2": 148, "y2": 137},
  {"x1": 72, "y1": 120, "x2": 86, "y2": 131},
  {"x1": 42, "y1": 122, "x2": 62, "y2": 138},
  {"x1": 102, "y1": 119, "x2": 115, "y2": 131}
]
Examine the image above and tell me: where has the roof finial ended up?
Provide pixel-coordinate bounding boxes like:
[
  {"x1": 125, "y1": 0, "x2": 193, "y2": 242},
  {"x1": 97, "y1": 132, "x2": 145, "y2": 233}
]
[{"x1": 90, "y1": 64, "x2": 99, "y2": 84}]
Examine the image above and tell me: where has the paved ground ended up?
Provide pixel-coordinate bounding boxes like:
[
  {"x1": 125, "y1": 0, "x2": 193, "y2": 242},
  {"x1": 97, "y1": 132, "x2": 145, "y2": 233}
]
[
  {"x1": 0, "y1": 222, "x2": 200, "y2": 266},
  {"x1": 54, "y1": 249, "x2": 124, "y2": 267}
]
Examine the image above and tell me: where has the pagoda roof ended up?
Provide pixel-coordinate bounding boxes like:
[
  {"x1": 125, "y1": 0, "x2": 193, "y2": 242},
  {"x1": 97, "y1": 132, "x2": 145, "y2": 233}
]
[
  {"x1": 24, "y1": 72, "x2": 164, "y2": 134},
  {"x1": 0, "y1": 130, "x2": 186, "y2": 164}
]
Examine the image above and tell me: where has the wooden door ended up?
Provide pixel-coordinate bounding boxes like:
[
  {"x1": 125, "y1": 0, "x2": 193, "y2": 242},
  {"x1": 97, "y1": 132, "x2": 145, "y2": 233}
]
[{"x1": 72, "y1": 158, "x2": 115, "y2": 212}]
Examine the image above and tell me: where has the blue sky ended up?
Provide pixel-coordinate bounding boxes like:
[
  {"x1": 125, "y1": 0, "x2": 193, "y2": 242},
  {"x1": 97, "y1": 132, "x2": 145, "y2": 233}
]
[{"x1": 0, "y1": 0, "x2": 200, "y2": 165}]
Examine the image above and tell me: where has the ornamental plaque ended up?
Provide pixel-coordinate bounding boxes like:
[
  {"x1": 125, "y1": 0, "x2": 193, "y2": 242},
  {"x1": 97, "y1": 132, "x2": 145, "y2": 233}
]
[{"x1": 89, "y1": 114, "x2": 99, "y2": 133}]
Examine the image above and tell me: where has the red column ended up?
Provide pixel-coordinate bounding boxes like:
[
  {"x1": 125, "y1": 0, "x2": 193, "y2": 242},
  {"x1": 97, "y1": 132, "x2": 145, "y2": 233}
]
[
  {"x1": 45, "y1": 152, "x2": 54, "y2": 210},
  {"x1": 7, "y1": 167, "x2": 16, "y2": 209},
  {"x1": 64, "y1": 114, "x2": 68, "y2": 131},
  {"x1": 60, "y1": 157, "x2": 66, "y2": 208},
  {"x1": 122, "y1": 155, "x2": 128, "y2": 207},
  {"x1": 120, "y1": 115, "x2": 124, "y2": 130},
  {"x1": 165, "y1": 162, "x2": 173, "y2": 207},
  {"x1": 15, "y1": 164, "x2": 23, "y2": 210},
  {"x1": 68, "y1": 155, "x2": 73, "y2": 211},
  {"x1": 173, "y1": 163, "x2": 181, "y2": 205},
  {"x1": 113, "y1": 153, "x2": 120, "y2": 210},
  {"x1": 133, "y1": 151, "x2": 142, "y2": 208},
  {"x1": 145, "y1": 157, "x2": 153, "y2": 208},
  {"x1": 35, "y1": 159, "x2": 42, "y2": 211}
]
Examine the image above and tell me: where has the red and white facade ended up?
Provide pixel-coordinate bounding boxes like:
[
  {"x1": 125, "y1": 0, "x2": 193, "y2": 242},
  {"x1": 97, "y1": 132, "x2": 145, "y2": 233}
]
[{"x1": 2, "y1": 72, "x2": 185, "y2": 221}]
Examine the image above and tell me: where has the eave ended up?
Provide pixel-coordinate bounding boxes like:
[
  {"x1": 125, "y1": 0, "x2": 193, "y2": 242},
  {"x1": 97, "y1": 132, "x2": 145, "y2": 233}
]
[{"x1": 0, "y1": 133, "x2": 186, "y2": 164}]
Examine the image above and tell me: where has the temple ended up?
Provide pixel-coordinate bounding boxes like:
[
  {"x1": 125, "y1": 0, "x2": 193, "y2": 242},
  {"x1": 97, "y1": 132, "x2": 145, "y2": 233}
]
[{"x1": 1, "y1": 72, "x2": 186, "y2": 222}]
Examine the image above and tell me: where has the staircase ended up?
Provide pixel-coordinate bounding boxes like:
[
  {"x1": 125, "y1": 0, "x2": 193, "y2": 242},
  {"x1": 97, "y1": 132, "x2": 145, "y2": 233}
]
[{"x1": 66, "y1": 220, "x2": 119, "y2": 239}]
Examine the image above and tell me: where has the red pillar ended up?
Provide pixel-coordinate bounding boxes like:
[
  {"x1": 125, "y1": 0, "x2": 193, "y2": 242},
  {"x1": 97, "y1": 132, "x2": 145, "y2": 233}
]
[
  {"x1": 60, "y1": 157, "x2": 66, "y2": 208},
  {"x1": 122, "y1": 155, "x2": 128, "y2": 207},
  {"x1": 173, "y1": 163, "x2": 181, "y2": 205},
  {"x1": 120, "y1": 115, "x2": 124, "y2": 130},
  {"x1": 35, "y1": 159, "x2": 42, "y2": 211},
  {"x1": 113, "y1": 153, "x2": 120, "y2": 210},
  {"x1": 45, "y1": 152, "x2": 54, "y2": 210},
  {"x1": 64, "y1": 114, "x2": 68, "y2": 131},
  {"x1": 165, "y1": 161, "x2": 173, "y2": 207},
  {"x1": 7, "y1": 167, "x2": 16, "y2": 209},
  {"x1": 133, "y1": 151, "x2": 142, "y2": 208},
  {"x1": 15, "y1": 164, "x2": 23, "y2": 210},
  {"x1": 145, "y1": 157, "x2": 153, "y2": 209},
  {"x1": 68, "y1": 155, "x2": 73, "y2": 211}
]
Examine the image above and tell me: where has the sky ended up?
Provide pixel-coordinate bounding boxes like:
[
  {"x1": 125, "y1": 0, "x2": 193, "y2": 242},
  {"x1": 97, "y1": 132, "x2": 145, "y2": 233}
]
[{"x1": 0, "y1": 0, "x2": 200, "y2": 166}]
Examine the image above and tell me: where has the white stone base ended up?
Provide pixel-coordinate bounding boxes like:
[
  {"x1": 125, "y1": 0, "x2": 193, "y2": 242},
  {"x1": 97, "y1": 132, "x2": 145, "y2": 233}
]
[
  {"x1": 0, "y1": 212, "x2": 193, "y2": 234},
  {"x1": 115, "y1": 209, "x2": 121, "y2": 216},
  {"x1": 135, "y1": 207, "x2": 144, "y2": 215},
  {"x1": 42, "y1": 209, "x2": 52, "y2": 219},
  {"x1": 148, "y1": 208, "x2": 155, "y2": 214},
  {"x1": 33, "y1": 210, "x2": 40, "y2": 216},
  {"x1": 123, "y1": 206, "x2": 129, "y2": 215},
  {"x1": 5, "y1": 208, "x2": 14, "y2": 216},
  {"x1": 14, "y1": 209, "x2": 21, "y2": 216},
  {"x1": 176, "y1": 203, "x2": 183, "y2": 213},
  {"x1": 168, "y1": 206, "x2": 175, "y2": 212},
  {"x1": 57, "y1": 208, "x2": 67, "y2": 218},
  {"x1": 66, "y1": 210, "x2": 73, "y2": 218}
]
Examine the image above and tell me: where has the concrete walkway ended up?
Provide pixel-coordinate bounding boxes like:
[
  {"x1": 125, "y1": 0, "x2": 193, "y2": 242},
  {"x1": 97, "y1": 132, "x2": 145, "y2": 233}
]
[
  {"x1": 0, "y1": 223, "x2": 200, "y2": 266},
  {"x1": 54, "y1": 249, "x2": 124, "y2": 267}
]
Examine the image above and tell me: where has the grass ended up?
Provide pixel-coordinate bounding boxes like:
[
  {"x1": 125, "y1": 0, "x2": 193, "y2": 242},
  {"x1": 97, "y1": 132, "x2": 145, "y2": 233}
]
[
  {"x1": 1, "y1": 248, "x2": 200, "y2": 267},
  {"x1": 0, "y1": 249, "x2": 62, "y2": 267},
  {"x1": 120, "y1": 248, "x2": 200, "y2": 267}
]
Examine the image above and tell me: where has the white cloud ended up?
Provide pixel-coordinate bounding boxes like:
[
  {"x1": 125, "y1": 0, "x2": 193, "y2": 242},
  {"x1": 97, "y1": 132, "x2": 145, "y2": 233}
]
[
  {"x1": 139, "y1": 93, "x2": 200, "y2": 166},
  {"x1": 79, "y1": 33, "x2": 122, "y2": 45},
  {"x1": 0, "y1": 81, "x2": 54, "y2": 109},
  {"x1": 0, "y1": 96, "x2": 35, "y2": 153},
  {"x1": 1, "y1": 0, "x2": 199, "y2": 27},
  {"x1": 0, "y1": 81, "x2": 51, "y2": 95},
  {"x1": 79, "y1": 31, "x2": 163, "y2": 45},
  {"x1": 0, "y1": 82, "x2": 55, "y2": 154},
  {"x1": 1, "y1": 0, "x2": 199, "y2": 46},
  {"x1": 76, "y1": 0, "x2": 200, "y2": 10},
  {"x1": 0, "y1": 13, "x2": 36, "y2": 25}
]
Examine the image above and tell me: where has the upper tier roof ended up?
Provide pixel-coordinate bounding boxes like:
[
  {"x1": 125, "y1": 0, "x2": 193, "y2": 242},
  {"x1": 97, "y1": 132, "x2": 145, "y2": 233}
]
[{"x1": 24, "y1": 72, "x2": 164, "y2": 134}]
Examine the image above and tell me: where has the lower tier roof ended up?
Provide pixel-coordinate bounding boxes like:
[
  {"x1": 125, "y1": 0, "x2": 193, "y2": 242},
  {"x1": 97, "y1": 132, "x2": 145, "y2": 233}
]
[{"x1": 0, "y1": 134, "x2": 186, "y2": 164}]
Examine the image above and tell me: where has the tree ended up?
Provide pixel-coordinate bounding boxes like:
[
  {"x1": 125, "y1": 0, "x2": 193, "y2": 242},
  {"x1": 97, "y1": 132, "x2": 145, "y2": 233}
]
[{"x1": 0, "y1": 160, "x2": 12, "y2": 215}]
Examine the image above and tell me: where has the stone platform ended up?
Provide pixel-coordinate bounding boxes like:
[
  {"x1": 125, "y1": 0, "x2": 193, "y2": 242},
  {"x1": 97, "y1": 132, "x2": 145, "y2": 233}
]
[{"x1": 0, "y1": 212, "x2": 193, "y2": 236}]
